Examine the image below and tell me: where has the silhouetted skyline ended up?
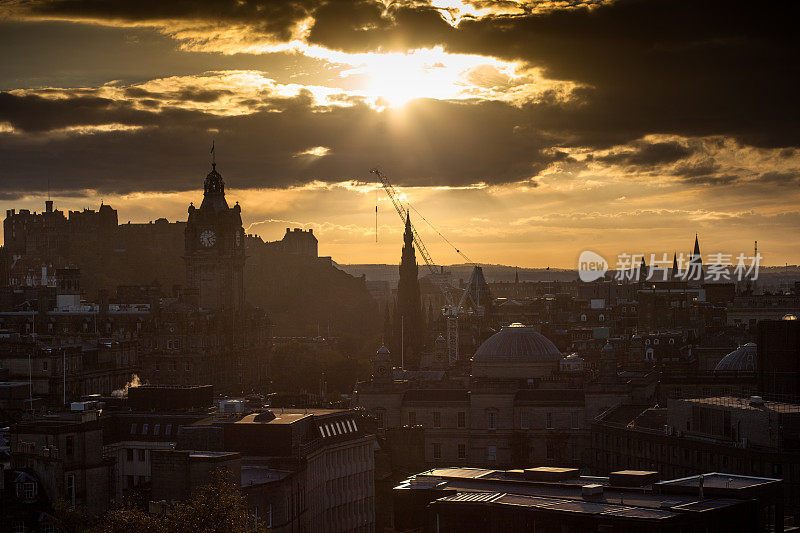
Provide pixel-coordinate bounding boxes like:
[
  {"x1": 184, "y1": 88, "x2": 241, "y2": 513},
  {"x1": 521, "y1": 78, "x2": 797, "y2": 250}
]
[{"x1": 0, "y1": 0, "x2": 798, "y2": 267}]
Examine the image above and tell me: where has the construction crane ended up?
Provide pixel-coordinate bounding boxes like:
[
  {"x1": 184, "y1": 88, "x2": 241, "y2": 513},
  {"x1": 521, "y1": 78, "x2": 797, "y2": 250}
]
[{"x1": 371, "y1": 168, "x2": 484, "y2": 363}]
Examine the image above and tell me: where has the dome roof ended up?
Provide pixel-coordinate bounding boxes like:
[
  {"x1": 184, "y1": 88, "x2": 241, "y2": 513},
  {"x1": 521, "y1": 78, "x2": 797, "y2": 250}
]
[
  {"x1": 714, "y1": 342, "x2": 756, "y2": 372},
  {"x1": 473, "y1": 323, "x2": 561, "y2": 363}
]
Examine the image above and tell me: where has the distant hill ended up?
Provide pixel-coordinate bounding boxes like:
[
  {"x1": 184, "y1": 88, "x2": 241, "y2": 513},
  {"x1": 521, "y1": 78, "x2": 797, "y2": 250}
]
[
  {"x1": 339, "y1": 263, "x2": 577, "y2": 284},
  {"x1": 340, "y1": 263, "x2": 800, "y2": 292}
]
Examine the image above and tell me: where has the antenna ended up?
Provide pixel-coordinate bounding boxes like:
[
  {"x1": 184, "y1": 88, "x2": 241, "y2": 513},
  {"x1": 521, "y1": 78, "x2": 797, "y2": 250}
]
[{"x1": 210, "y1": 140, "x2": 216, "y2": 167}]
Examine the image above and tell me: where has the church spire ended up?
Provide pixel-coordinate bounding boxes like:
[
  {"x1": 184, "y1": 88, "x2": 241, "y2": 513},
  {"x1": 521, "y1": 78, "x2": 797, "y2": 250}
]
[
  {"x1": 672, "y1": 251, "x2": 679, "y2": 279},
  {"x1": 395, "y1": 212, "x2": 424, "y2": 368}
]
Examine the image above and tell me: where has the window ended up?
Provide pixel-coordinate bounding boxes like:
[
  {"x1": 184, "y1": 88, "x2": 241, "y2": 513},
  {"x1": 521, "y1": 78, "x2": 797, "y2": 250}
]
[
  {"x1": 165, "y1": 424, "x2": 172, "y2": 436},
  {"x1": 376, "y1": 410, "x2": 385, "y2": 429},
  {"x1": 130, "y1": 423, "x2": 137, "y2": 435},
  {"x1": 458, "y1": 444, "x2": 467, "y2": 460},
  {"x1": 433, "y1": 412, "x2": 441, "y2": 428},
  {"x1": 12, "y1": 521, "x2": 25, "y2": 533},
  {"x1": 546, "y1": 442, "x2": 555, "y2": 459},
  {"x1": 408, "y1": 411, "x2": 417, "y2": 426},
  {"x1": 42, "y1": 360, "x2": 48, "y2": 371},
  {"x1": 433, "y1": 443, "x2": 442, "y2": 460},
  {"x1": 185, "y1": 363, "x2": 191, "y2": 372},
  {"x1": 487, "y1": 445, "x2": 497, "y2": 462},
  {"x1": 153, "y1": 424, "x2": 160, "y2": 436},
  {"x1": 457, "y1": 411, "x2": 466, "y2": 429},
  {"x1": 520, "y1": 412, "x2": 530, "y2": 430},
  {"x1": 141, "y1": 423, "x2": 149, "y2": 435},
  {"x1": 546, "y1": 412, "x2": 554, "y2": 429},
  {"x1": 138, "y1": 449, "x2": 146, "y2": 462},
  {"x1": 17, "y1": 481, "x2": 37, "y2": 500},
  {"x1": 571, "y1": 412, "x2": 580, "y2": 430},
  {"x1": 65, "y1": 435, "x2": 74, "y2": 458},
  {"x1": 487, "y1": 411, "x2": 496, "y2": 430},
  {"x1": 66, "y1": 473, "x2": 76, "y2": 507},
  {"x1": 127, "y1": 449, "x2": 134, "y2": 461}
]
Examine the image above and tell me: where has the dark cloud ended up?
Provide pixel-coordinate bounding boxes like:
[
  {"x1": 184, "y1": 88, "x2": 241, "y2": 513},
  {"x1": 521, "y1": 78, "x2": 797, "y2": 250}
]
[
  {"x1": 673, "y1": 159, "x2": 721, "y2": 178},
  {"x1": 0, "y1": 92, "x2": 566, "y2": 194},
  {"x1": 23, "y1": 0, "x2": 316, "y2": 41},
  {"x1": 0, "y1": 93, "x2": 155, "y2": 133},
  {"x1": 681, "y1": 174, "x2": 741, "y2": 186},
  {"x1": 6, "y1": 0, "x2": 800, "y2": 194},
  {"x1": 307, "y1": 0, "x2": 800, "y2": 149},
  {"x1": 758, "y1": 171, "x2": 800, "y2": 186},
  {"x1": 124, "y1": 87, "x2": 233, "y2": 103},
  {"x1": 598, "y1": 141, "x2": 693, "y2": 167}
]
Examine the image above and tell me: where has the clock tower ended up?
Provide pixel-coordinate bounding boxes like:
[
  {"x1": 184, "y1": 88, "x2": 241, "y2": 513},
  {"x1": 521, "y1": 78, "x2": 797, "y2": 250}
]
[{"x1": 184, "y1": 161, "x2": 245, "y2": 311}]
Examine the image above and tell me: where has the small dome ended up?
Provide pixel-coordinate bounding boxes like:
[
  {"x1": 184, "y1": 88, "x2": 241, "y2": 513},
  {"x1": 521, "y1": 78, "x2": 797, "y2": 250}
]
[
  {"x1": 473, "y1": 323, "x2": 561, "y2": 363},
  {"x1": 435, "y1": 334, "x2": 446, "y2": 343},
  {"x1": 715, "y1": 343, "x2": 757, "y2": 372},
  {"x1": 783, "y1": 313, "x2": 798, "y2": 321},
  {"x1": 565, "y1": 353, "x2": 583, "y2": 360}
]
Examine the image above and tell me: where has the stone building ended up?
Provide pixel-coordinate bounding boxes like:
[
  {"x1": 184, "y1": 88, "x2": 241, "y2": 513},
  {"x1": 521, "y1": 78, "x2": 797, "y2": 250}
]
[
  {"x1": 393, "y1": 466, "x2": 785, "y2": 532},
  {"x1": 271, "y1": 227, "x2": 318, "y2": 257},
  {"x1": 9, "y1": 409, "x2": 114, "y2": 515},
  {"x1": 591, "y1": 395, "x2": 800, "y2": 520},
  {"x1": 185, "y1": 161, "x2": 246, "y2": 313},
  {"x1": 354, "y1": 324, "x2": 599, "y2": 469}
]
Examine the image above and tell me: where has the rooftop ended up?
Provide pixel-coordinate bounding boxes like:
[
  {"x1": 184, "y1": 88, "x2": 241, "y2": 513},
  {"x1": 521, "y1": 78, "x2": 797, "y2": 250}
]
[
  {"x1": 397, "y1": 466, "x2": 782, "y2": 520},
  {"x1": 241, "y1": 466, "x2": 292, "y2": 487},
  {"x1": 677, "y1": 395, "x2": 800, "y2": 414}
]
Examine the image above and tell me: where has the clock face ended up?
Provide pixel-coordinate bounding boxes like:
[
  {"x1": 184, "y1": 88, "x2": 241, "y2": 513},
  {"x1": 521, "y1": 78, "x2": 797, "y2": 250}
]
[
  {"x1": 377, "y1": 366, "x2": 387, "y2": 375},
  {"x1": 199, "y1": 229, "x2": 216, "y2": 247}
]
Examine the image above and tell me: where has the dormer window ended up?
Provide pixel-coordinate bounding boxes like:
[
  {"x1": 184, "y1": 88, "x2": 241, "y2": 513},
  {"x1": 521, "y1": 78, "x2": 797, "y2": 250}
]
[{"x1": 16, "y1": 481, "x2": 36, "y2": 501}]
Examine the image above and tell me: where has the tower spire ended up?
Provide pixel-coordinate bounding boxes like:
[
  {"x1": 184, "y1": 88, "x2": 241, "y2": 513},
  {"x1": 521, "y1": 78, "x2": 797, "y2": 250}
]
[
  {"x1": 672, "y1": 251, "x2": 679, "y2": 279},
  {"x1": 211, "y1": 140, "x2": 216, "y2": 168}
]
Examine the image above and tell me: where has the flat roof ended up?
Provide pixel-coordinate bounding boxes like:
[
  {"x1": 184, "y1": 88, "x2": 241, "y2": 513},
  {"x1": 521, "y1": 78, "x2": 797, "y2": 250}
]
[
  {"x1": 678, "y1": 396, "x2": 800, "y2": 413},
  {"x1": 437, "y1": 492, "x2": 680, "y2": 520},
  {"x1": 400, "y1": 467, "x2": 779, "y2": 515},
  {"x1": 188, "y1": 451, "x2": 238, "y2": 459},
  {"x1": 241, "y1": 466, "x2": 292, "y2": 486},
  {"x1": 235, "y1": 412, "x2": 310, "y2": 425},
  {"x1": 656, "y1": 473, "x2": 780, "y2": 491}
]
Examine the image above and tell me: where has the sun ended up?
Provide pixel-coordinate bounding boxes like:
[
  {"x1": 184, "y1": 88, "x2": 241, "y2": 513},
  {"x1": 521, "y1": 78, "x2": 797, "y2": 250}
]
[{"x1": 364, "y1": 53, "x2": 455, "y2": 107}]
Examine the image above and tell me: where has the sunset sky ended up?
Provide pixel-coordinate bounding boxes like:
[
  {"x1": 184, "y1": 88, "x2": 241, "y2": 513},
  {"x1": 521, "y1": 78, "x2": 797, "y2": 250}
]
[{"x1": 1, "y1": 0, "x2": 798, "y2": 268}]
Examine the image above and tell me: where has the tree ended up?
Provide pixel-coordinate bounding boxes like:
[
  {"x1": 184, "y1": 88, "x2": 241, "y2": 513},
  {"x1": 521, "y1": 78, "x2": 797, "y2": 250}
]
[{"x1": 91, "y1": 470, "x2": 261, "y2": 533}]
